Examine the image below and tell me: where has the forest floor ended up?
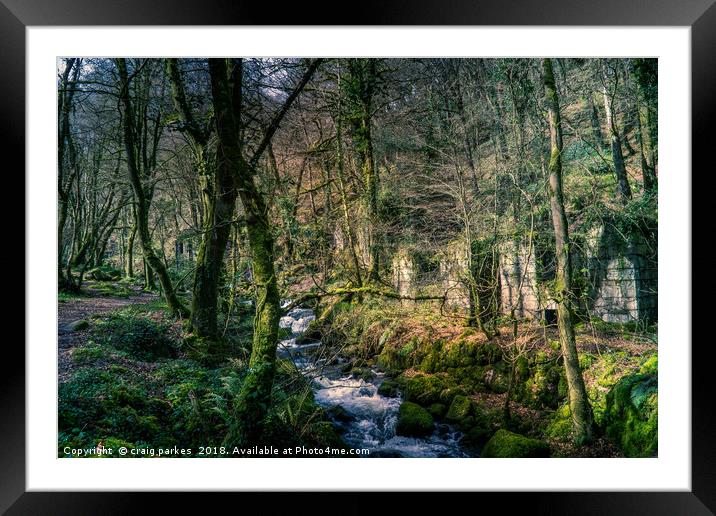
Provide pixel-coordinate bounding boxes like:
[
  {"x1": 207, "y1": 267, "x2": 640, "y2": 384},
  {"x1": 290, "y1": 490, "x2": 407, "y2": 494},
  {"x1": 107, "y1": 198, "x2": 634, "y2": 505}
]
[
  {"x1": 56, "y1": 280, "x2": 657, "y2": 458},
  {"x1": 57, "y1": 281, "x2": 160, "y2": 382},
  {"x1": 57, "y1": 280, "x2": 348, "y2": 458}
]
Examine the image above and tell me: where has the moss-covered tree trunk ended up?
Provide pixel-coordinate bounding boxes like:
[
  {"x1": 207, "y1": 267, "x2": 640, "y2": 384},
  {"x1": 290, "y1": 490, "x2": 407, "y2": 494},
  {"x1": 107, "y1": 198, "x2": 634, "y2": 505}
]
[
  {"x1": 58, "y1": 58, "x2": 81, "y2": 291},
  {"x1": 167, "y1": 58, "x2": 235, "y2": 340},
  {"x1": 346, "y1": 59, "x2": 380, "y2": 283},
  {"x1": 206, "y1": 58, "x2": 280, "y2": 445},
  {"x1": 542, "y1": 58, "x2": 594, "y2": 445},
  {"x1": 208, "y1": 57, "x2": 319, "y2": 445},
  {"x1": 335, "y1": 66, "x2": 364, "y2": 288},
  {"x1": 116, "y1": 58, "x2": 188, "y2": 317},
  {"x1": 600, "y1": 60, "x2": 632, "y2": 202},
  {"x1": 125, "y1": 207, "x2": 137, "y2": 278}
]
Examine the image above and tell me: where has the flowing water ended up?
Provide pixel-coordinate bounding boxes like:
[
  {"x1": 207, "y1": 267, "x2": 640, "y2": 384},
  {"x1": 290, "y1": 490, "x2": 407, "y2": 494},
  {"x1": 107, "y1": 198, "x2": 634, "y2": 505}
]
[{"x1": 278, "y1": 306, "x2": 468, "y2": 458}]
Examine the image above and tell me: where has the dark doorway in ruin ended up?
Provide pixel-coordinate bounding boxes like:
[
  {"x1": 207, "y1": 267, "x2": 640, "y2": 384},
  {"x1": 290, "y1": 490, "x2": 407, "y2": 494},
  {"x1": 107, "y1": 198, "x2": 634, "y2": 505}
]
[{"x1": 542, "y1": 309, "x2": 558, "y2": 326}]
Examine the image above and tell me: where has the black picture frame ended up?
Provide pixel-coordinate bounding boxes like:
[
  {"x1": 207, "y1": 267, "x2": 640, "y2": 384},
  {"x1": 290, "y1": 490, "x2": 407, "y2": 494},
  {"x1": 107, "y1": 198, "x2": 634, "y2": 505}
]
[{"x1": 3, "y1": 1, "x2": 712, "y2": 513}]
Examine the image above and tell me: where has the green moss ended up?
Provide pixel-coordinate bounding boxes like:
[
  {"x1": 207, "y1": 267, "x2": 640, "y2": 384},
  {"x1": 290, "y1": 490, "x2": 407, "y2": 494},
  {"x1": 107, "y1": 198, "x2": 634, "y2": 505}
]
[
  {"x1": 446, "y1": 395, "x2": 473, "y2": 423},
  {"x1": 399, "y1": 374, "x2": 460, "y2": 407},
  {"x1": 93, "y1": 310, "x2": 177, "y2": 360},
  {"x1": 92, "y1": 281, "x2": 134, "y2": 298},
  {"x1": 604, "y1": 373, "x2": 658, "y2": 457},
  {"x1": 514, "y1": 358, "x2": 564, "y2": 410},
  {"x1": 58, "y1": 290, "x2": 84, "y2": 303},
  {"x1": 72, "y1": 345, "x2": 104, "y2": 364},
  {"x1": 639, "y1": 354, "x2": 658, "y2": 375},
  {"x1": 71, "y1": 320, "x2": 90, "y2": 331},
  {"x1": 352, "y1": 367, "x2": 377, "y2": 382},
  {"x1": 88, "y1": 265, "x2": 122, "y2": 282},
  {"x1": 462, "y1": 425, "x2": 494, "y2": 447},
  {"x1": 545, "y1": 403, "x2": 573, "y2": 440},
  {"x1": 428, "y1": 403, "x2": 446, "y2": 419},
  {"x1": 481, "y1": 429, "x2": 550, "y2": 458},
  {"x1": 396, "y1": 401, "x2": 434, "y2": 437},
  {"x1": 377, "y1": 378, "x2": 400, "y2": 397}
]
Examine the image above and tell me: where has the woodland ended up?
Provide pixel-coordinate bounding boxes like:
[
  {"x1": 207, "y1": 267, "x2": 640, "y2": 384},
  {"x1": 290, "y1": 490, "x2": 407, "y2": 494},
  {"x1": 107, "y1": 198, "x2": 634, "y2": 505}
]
[{"x1": 58, "y1": 57, "x2": 658, "y2": 458}]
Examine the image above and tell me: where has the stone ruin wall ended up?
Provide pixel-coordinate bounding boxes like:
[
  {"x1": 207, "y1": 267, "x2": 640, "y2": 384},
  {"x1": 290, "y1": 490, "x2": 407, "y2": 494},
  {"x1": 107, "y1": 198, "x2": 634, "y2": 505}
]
[
  {"x1": 585, "y1": 225, "x2": 657, "y2": 323},
  {"x1": 391, "y1": 226, "x2": 657, "y2": 324},
  {"x1": 498, "y1": 241, "x2": 549, "y2": 319}
]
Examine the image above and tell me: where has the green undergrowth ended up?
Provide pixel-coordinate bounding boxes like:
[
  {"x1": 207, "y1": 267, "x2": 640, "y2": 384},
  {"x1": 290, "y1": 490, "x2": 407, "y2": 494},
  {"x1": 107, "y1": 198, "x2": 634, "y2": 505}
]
[
  {"x1": 59, "y1": 305, "x2": 346, "y2": 458},
  {"x1": 90, "y1": 281, "x2": 135, "y2": 298}
]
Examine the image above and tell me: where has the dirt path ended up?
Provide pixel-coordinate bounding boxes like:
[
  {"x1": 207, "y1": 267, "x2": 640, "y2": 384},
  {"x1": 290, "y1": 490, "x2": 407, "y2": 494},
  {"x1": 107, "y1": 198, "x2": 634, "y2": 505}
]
[{"x1": 58, "y1": 286, "x2": 159, "y2": 382}]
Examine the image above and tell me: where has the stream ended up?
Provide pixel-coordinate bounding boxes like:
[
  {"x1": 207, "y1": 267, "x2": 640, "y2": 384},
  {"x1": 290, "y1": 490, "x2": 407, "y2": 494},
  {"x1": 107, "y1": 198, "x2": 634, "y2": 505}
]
[{"x1": 278, "y1": 306, "x2": 468, "y2": 458}]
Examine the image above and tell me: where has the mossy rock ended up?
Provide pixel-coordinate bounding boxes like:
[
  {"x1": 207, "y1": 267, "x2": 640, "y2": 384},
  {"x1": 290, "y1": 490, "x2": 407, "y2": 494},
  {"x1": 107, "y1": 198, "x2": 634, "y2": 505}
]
[
  {"x1": 377, "y1": 379, "x2": 400, "y2": 398},
  {"x1": 399, "y1": 374, "x2": 459, "y2": 407},
  {"x1": 545, "y1": 403, "x2": 573, "y2": 441},
  {"x1": 295, "y1": 319, "x2": 323, "y2": 345},
  {"x1": 481, "y1": 429, "x2": 550, "y2": 458},
  {"x1": 604, "y1": 373, "x2": 658, "y2": 457},
  {"x1": 377, "y1": 348, "x2": 408, "y2": 374},
  {"x1": 88, "y1": 266, "x2": 121, "y2": 281},
  {"x1": 428, "y1": 403, "x2": 447, "y2": 419},
  {"x1": 326, "y1": 405, "x2": 353, "y2": 423},
  {"x1": 446, "y1": 395, "x2": 473, "y2": 423},
  {"x1": 395, "y1": 401, "x2": 434, "y2": 437},
  {"x1": 483, "y1": 365, "x2": 509, "y2": 394},
  {"x1": 70, "y1": 319, "x2": 90, "y2": 332},
  {"x1": 515, "y1": 359, "x2": 565, "y2": 410},
  {"x1": 307, "y1": 421, "x2": 352, "y2": 453},
  {"x1": 461, "y1": 423, "x2": 495, "y2": 447},
  {"x1": 474, "y1": 341, "x2": 502, "y2": 365},
  {"x1": 352, "y1": 367, "x2": 376, "y2": 382}
]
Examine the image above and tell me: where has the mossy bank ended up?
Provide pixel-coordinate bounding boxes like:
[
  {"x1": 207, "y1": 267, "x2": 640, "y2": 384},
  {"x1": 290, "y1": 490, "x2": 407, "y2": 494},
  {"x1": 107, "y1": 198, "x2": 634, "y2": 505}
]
[{"x1": 305, "y1": 298, "x2": 658, "y2": 457}]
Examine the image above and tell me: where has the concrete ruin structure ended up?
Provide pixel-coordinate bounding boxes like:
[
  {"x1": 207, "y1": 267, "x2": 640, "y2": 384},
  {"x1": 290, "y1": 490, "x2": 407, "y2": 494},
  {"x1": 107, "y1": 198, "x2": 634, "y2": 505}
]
[{"x1": 390, "y1": 224, "x2": 657, "y2": 324}]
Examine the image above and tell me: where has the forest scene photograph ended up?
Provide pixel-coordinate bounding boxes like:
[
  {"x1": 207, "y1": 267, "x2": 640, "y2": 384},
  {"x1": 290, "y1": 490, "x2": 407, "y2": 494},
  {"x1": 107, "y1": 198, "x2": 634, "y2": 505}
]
[{"x1": 57, "y1": 57, "x2": 658, "y2": 459}]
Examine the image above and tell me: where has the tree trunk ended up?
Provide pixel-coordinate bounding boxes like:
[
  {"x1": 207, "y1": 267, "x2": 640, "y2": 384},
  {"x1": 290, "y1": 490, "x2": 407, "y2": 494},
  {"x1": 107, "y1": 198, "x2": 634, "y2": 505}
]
[
  {"x1": 208, "y1": 58, "x2": 281, "y2": 446},
  {"x1": 168, "y1": 57, "x2": 240, "y2": 340},
  {"x1": 347, "y1": 59, "x2": 380, "y2": 283},
  {"x1": 125, "y1": 208, "x2": 137, "y2": 278},
  {"x1": 601, "y1": 60, "x2": 632, "y2": 202},
  {"x1": 58, "y1": 58, "x2": 81, "y2": 291},
  {"x1": 116, "y1": 58, "x2": 188, "y2": 316},
  {"x1": 210, "y1": 57, "x2": 319, "y2": 446},
  {"x1": 335, "y1": 69, "x2": 364, "y2": 288},
  {"x1": 542, "y1": 58, "x2": 594, "y2": 445},
  {"x1": 587, "y1": 91, "x2": 604, "y2": 148}
]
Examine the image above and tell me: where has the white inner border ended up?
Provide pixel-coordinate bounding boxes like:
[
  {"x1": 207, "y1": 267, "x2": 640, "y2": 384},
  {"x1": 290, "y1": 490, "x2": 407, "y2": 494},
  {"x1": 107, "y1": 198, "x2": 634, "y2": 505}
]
[{"x1": 27, "y1": 27, "x2": 691, "y2": 491}]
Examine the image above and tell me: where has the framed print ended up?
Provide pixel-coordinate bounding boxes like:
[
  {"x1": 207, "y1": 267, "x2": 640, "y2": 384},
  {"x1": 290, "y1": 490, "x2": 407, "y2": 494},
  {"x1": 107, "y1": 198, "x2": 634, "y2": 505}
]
[{"x1": 3, "y1": 0, "x2": 713, "y2": 512}]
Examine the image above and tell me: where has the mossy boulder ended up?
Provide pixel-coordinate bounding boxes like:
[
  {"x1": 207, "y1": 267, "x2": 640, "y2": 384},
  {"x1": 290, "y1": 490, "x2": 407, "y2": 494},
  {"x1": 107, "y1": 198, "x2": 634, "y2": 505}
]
[
  {"x1": 326, "y1": 405, "x2": 353, "y2": 423},
  {"x1": 399, "y1": 374, "x2": 462, "y2": 407},
  {"x1": 483, "y1": 364, "x2": 509, "y2": 394},
  {"x1": 604, "y1": 373, "x2": 658, "y2": 457},
  {"x1": 295, "y1": 319, "x2": 323, "y2": 345},
  {"x1": 395, "y1": 401, "x2": 434, "y2": 437},
  {"x1": 545, "y1": 403, "x2": 573, "y2": 441},
  {"x1": 481, "y1": 429, "x2": 550, "y2": 458},
  {"x1": 377, "y1": 378, "x2": 400, "y2": 398},
  {"x1": 307, "y1": 421, "x2": 352, "y2": 453},
  {"x1": 352, "y1": 367, "x2": 376, "y2": 382},
  {"x1": 446, "y1": 395, "x2": 473, "y2": 423},
  {"x1": 88, "y1": 265, "x2": 122, "y2": 281},
  {"x1": 512, "y1": 354, "x2": 565, "y2": 410},
  {"x1": 461, "y1": 423, "x2": 495, "y2": 447},
  {"x1": 428, "y1": 403, "x2": 447, "y2": 419},
  {"x1": 69, "y1": 319, "x2": 90, "y2": 332}
]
